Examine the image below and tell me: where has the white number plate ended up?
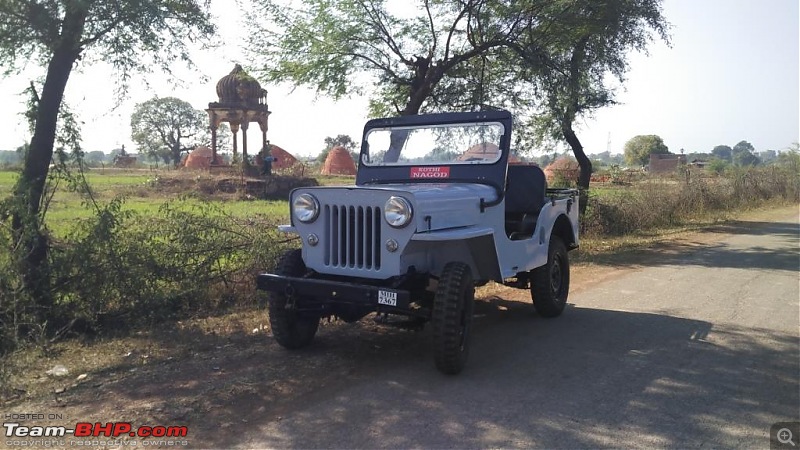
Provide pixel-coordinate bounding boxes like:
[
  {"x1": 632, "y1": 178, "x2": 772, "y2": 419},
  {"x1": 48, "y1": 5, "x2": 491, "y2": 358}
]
[{"x1": 377, "y1": 290, "x2": 398, "y2": 306}]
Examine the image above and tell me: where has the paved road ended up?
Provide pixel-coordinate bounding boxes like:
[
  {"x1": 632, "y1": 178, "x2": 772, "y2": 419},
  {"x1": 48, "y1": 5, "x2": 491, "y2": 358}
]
[{"x1": 240, "y1": 210, "x2": 799, "y2": 449}]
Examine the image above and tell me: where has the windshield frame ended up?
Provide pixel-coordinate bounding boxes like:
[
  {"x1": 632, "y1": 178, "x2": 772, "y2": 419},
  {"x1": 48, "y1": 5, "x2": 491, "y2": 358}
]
[
  {"x1": 362, "y1": 121, "x2": 505, "y2": 167},
  {"x1": 356, "y1": 111, "x2": 513, "y2": 195}
]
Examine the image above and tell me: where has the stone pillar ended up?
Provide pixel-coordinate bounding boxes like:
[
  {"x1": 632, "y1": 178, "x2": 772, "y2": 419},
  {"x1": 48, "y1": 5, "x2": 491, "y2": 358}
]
[
  {"x1": 259, "y1": 119, "x2": 268, "y2": 151},
  {"x1": 210, "y1": 126, "x2": 218, "y2": 164},
  {"x1": 230, "y1": 122, "x2": 240, "y2": 162},
  {"x1": 241, "y1": 121, "x2": 250, "y2": 166}
]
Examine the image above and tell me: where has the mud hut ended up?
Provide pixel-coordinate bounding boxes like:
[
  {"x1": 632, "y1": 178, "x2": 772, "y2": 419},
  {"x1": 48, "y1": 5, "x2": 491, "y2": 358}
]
[{"x1": 321, "y1": 146, "x2": 357, "y2": 175}]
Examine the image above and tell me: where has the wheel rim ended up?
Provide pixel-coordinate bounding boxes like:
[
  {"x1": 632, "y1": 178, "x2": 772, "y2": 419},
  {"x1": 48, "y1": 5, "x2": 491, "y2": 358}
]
[{"x1": 550, "y1": 254, "x2": 563, "y2": 298}]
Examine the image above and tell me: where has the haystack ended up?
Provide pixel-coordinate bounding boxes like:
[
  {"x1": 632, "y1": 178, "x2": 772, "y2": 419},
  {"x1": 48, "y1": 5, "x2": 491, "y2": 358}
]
[
  {"x1": 268, "y1": 144, "x2": 299, "y2": 170},
  {"x1": 544, "y1": 157, "x2": 581, "y2": 184},
  {"x1": 457, "y1": 142, "x2": 500, "y2": 161},
  {"x1": 321, "y1": 146, "x2": 356, "y2": 175},
  {"x1": 184, "y1": 146, "x2": 215, "y2": 169}
]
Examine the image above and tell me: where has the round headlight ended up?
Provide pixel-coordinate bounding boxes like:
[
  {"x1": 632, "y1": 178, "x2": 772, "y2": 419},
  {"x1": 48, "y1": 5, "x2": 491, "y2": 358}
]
[
  {"x1": 293, "y1": 193, "x2": 319, "y2": 223},
  {"x1": 384, "y1": 196, "x2": 413, "y2": 228}
]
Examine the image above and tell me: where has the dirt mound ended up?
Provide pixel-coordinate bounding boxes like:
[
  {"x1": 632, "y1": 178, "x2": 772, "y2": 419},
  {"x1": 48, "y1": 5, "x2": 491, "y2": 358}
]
[{"x1": 147, "y1": 173, "x2": 317, "y2": 200}]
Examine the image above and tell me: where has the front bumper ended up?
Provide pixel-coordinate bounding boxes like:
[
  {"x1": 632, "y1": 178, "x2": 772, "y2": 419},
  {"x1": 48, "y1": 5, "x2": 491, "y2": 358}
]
[{"x1": 256, "y1": 273, "x2": 415, "y2": 314}]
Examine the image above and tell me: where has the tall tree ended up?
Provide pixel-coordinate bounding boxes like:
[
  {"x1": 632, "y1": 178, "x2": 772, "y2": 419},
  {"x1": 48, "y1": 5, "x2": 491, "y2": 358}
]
[
  {"x1": 250, "y1": 0, "x2": 669, "y2": 215},
  {"x1": 131, "y1": 97, "x2": 209, "y2": 167},
  {"x1": 712, "y1": 145, "x2": 733, "y2": 162},
  {"x1": 0, "y1": 0, "x2": 214, "y2": 320},
  {"x1": 623, "y1": 134, "x2": 669, "y2": 166},
  {"x1": 248, "y1": 0, "x2": 523, "y2": 117},
  {"x1": 730, "y1": 140, "x2": 759, "y2": 166},
  {"x1": 504, "y1": 0, "x2": 669, "y2": 213}
]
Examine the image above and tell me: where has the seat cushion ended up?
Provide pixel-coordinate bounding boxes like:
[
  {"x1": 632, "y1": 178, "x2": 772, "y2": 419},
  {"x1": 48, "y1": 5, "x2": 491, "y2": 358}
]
[{"x1": 505, "y1": 165, "x2": 547, "y2": 215}]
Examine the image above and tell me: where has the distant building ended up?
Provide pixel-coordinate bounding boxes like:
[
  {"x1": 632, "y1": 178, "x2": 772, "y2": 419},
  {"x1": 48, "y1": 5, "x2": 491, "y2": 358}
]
[{"x1": 648, "y1": 153, "x2": 687, "y2": 174}]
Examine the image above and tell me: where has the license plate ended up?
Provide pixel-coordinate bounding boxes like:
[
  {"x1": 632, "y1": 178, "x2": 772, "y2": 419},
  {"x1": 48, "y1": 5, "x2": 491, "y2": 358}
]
[{"x1": 377, "y1": 290, "x2": 398, "y2": 306}]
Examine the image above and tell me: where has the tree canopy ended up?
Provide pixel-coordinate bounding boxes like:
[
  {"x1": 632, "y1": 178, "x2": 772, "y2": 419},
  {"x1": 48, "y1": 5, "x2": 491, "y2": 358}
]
[
  {"x1": 250, "y1": 0, "x2": 670, "y2": 215},
  {"x1": 712, "y1": 145, "x2": 733, "y2": 161},
  {"x1": 623, "y1": 134, "x2": 669, "y2": 166},
  {"x1": 732, "y1": 140, "x2": 759, "y2": 166},
  {"x1": 131, "y1": 97, "x2": 210, "y2": 166},
  {"x1": 248, "y1": 0, "x2": 526, "y2": 117},
  {"x1": 506, "y1": 0, "x2": 669, "y2": 199}
]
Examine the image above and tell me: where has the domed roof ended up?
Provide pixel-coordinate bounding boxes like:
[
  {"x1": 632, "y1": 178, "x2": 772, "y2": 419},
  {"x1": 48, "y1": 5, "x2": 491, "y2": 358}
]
[
  {"x1": 215, "y1": 64, "x2": 266, "y2": 106},
  {"x1": 321, "y1": 146, "x2": 357, "y2": 176}
]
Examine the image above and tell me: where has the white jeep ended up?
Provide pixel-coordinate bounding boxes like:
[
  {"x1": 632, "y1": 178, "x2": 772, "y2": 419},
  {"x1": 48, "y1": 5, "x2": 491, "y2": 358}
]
[{"x1": 257, "y1": 110, "x2": 579, "y2": 374}]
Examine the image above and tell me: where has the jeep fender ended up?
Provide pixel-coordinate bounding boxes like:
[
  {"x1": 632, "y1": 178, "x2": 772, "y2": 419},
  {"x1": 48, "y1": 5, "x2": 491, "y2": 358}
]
[{"x1": 402, "y1": 227, "x2": 501, "y2": 282}]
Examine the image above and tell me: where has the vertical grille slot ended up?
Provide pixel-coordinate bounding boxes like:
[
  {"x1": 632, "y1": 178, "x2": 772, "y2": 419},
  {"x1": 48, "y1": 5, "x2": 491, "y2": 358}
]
[{"x1": 322, "y1": 203, "x2": 381, "y2": 270}]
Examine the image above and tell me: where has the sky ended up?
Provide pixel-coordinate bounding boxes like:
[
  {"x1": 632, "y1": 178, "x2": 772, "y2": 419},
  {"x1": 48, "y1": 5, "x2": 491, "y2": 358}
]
[{"x1": 0, "y1": 0, "x2": 797, "y2": 157}]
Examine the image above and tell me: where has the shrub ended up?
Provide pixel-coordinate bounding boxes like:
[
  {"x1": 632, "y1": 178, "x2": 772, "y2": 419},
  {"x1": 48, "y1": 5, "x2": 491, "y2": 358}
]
[
  {"x1": 1, "y1": 195, "x2": 291, "y2": 353},
  {"x1": 583, "y1": 165, "x2": 799, "y2": 237}
]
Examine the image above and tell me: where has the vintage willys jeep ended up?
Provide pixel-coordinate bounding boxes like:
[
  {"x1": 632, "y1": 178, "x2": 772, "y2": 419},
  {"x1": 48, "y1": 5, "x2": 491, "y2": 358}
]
[{"x1": 257, "y1": 110, "x2": 579, "y2": 374}]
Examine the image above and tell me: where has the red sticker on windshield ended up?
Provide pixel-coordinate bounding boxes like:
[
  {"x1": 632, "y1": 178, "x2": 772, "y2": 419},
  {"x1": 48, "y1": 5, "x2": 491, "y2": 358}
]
[{"x1": 410, "y1": 166, "x2": 450, "y2": 179}]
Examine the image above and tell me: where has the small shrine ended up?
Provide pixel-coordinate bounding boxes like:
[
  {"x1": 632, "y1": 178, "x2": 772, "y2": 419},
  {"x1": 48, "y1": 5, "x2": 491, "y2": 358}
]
[{"x1": 207, "y1": 64, "x2": 271, "y2": 172}]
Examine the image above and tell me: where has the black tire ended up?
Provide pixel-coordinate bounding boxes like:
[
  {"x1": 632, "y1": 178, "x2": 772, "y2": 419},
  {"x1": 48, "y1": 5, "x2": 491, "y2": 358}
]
[
  {"x1": 530, "y1": 236, "x2": 570, "y2": 318},
  {"x1": 268, "y1": 249, "x2": 320, "y2": 349},
  {"x1": 432, "y1": 262, "x2": 475, "y2": 375}
]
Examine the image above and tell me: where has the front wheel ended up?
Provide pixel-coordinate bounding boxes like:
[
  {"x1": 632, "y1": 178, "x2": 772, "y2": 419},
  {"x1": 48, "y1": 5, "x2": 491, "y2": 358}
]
[
  {"x1": 530, "y1": 236, "x2": 570, "y2": 318},
  {"x1": 432, "y1": 262, "x2": 475, "y2": 375},
  {"x1": 267, "y1": 249, "x2": 320, "y2": 349}
]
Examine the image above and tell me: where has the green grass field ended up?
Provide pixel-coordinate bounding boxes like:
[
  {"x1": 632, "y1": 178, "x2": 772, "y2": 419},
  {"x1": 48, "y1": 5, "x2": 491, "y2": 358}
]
[{"x1": 0, "y1": 169, "x2": 301, "y2": 233}]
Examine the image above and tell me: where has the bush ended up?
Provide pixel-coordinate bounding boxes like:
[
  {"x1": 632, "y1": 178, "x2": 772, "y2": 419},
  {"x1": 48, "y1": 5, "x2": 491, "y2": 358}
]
[
  {"x1": 583, "y1": 165, "x2": 799, "y2": 237},
  {"x1": 1, "y1": 196, "x2": 292, "y2": 353}
]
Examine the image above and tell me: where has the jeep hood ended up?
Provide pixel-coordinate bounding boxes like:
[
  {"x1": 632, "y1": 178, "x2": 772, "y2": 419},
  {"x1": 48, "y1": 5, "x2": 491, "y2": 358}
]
[{"x1": 362, "y1": 183, "x2": 497, "y2": 232}]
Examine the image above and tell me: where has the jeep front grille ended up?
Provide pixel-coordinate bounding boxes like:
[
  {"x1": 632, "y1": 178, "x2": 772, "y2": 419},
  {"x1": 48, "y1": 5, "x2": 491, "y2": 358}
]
[{"x1": 323, "y1": 205, "x2": 382, "y2": 270}]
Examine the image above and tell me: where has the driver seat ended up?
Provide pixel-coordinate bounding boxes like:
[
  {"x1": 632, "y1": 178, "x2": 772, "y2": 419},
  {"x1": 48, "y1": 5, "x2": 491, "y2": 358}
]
[{"x1": 505, "y1": 164, "x2": 547, "y2": 240}]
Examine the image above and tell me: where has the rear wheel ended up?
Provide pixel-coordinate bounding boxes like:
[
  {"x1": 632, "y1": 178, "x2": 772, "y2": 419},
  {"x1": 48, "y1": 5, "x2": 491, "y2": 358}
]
[
  {"x1": 432, "y1": 262, "x2": 475, "y2": 375},
  {"x1": 530, "y1": 236, "x2": 570, "y2": 318},
  {"x1": 268, "y1": 249, "x2": 320, "y2": 349}
]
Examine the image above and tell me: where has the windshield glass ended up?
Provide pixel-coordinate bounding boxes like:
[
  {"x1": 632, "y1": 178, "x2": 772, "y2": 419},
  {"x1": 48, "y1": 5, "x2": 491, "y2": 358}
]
[{"x1": 362, "y1": 122, "x2": 505, "y2": 166}]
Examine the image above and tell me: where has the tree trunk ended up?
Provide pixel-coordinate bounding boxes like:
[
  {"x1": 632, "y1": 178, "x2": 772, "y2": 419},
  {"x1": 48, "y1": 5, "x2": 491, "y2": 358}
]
[
  {"x1": 562, "y1": 36, "x2": 592, "y2": 217},
  {"x1": 172, "y1": 143, "x2": 182, "y2": 167},
  {"x1": 561, "y1": 120, "x2": 591, "y2": 217},
  {"x1": 11, "y1": 29, "x2": 84, "y2": 323},
  {"x1": 384, "y1": 63, "x2": 437, "y2": 162}
]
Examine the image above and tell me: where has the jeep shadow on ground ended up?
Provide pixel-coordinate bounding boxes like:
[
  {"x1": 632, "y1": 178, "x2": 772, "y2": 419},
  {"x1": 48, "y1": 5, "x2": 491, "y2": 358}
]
[
  {"x1": 228, "y1": 302, "x2": 799, "y2": 449},
  {"x1": 9, "y1": 295, "x2": 797, "y2": 448}
]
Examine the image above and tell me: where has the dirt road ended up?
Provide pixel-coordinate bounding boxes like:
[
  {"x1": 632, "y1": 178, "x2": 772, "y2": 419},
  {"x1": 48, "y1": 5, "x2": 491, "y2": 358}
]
[
  {"x1": 238, "y1": 207, "x2": 799, "y2": 449},
  {"x1": 3, "y1": 207, "x2": 798, "y2": 449}
]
